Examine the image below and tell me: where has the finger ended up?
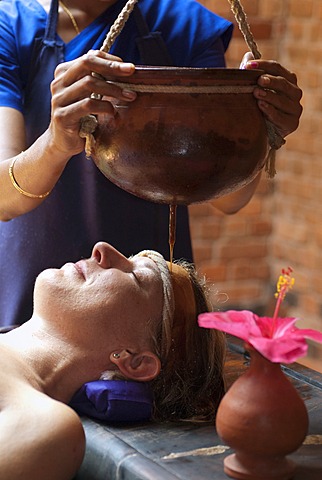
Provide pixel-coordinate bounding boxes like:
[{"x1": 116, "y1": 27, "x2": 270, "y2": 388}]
[
  {"x1": 256, "y1": 99, "x2": 301, "y2": 138},
  {"x1": 50, "y1": 97, "x2": 119, "y2": 155},
  {"x1": 254, "y1": 79, "x2": 303, "y2": 137},
  {"x1": 254, "y1": 78, "x2": 303, "y2": 117},
  {"x1": 257, "y1": 74, "x2": 303, "y2": 105},
  {"x1": 239, "y1": 51, "x2": 254, "y2": 69},
  {"x1": 53, "y1": 95, "x2": 117, "y2": 125},
  {"x1": 54, "y1": 50, "x2": 135, "y2": 88},
  {"x1": 51, "y1": 59, "x2": 137, "y2": 117},
  {"x1": 245, "y1": 59, "x2": 303, "y2": 138},
  {"x1": 255, "y1": 88, "x2": 302, "y2": 138},
  {"x1": 246, "y1": 59, "x2": 299, "y2": 86},
  {"x1": 52, "y1": 73, "x2": 136, "y2": 110}
]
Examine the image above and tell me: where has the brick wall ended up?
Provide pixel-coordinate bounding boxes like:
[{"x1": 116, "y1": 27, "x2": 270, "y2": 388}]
[{"x1": 190, "y1": 0, "x2": 322, "y2": 371}]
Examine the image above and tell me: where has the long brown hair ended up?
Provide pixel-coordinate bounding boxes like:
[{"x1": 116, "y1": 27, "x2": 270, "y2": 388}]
[{"x1": 151, "y1": 260, "x2": 226, "y2": 422}]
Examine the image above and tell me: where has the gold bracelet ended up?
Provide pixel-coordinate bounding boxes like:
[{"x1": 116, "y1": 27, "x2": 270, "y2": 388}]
[{"x1": 9, "y1": 156, "x2": 51, "y2": 199}]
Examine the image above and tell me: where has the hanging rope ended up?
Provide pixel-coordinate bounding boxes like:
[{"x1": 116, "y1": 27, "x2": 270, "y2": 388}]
[
  {"x1": 227, "y1": 0, "x2": 286, "y2": 177},
  {"x1": 227, "y1": 0, "x2": 261, "y2": 60},
  {"x1": 100, "y1": 0, "x2": 139, "y2": 53},
  {"x1": 79, "y1": 0, "x2": 139, "y2": 156},
  {"x1": 79, "y1": 0, "x2": 285, "y2": 177}
]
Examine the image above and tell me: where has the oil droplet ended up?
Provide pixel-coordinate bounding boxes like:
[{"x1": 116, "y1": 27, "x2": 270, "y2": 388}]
[{"x1": 168, "y1": 204, "x2": 177, "y2": 272}]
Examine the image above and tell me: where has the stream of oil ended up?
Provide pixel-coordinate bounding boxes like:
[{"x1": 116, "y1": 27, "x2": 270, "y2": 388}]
[{"x1": 168, "y1": 204, "x2": 177, "y2": 272}]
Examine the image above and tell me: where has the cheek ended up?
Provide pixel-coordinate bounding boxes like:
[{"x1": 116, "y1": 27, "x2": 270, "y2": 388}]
[
  {"x1": 116, "y1": 288, "x2": 162, "y2": 334},
  {"x1": 73, "y1": 282, "x2": 122, "y2": 323}
]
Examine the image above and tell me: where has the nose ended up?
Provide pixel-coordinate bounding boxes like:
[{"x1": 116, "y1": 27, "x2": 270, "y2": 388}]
[{"x1": 91, "y1": 242, "x2": 131, "y2": 270}]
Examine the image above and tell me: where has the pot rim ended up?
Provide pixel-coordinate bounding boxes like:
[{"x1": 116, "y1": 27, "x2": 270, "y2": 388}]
[{"x1": 104, "y1": 67, "x2": 265, "y2": 86}]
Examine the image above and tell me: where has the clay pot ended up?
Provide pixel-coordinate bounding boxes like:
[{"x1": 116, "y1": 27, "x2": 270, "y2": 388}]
[
  {"x1": 92, "y1": 67, "x2": 269, "y2": 205},
  {"x1": 216, "y1": 346, "x2": 308, "y2": 480}
]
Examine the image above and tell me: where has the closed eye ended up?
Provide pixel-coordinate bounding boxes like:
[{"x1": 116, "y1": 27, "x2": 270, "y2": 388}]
[{"x1": 131, "y1": 271, "x2": 140, "y2": 284}]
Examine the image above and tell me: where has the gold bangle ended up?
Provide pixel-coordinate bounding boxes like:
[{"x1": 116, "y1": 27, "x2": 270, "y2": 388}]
[{"x1": 9, "y1": 156, "x2": 51, "y2": 199}]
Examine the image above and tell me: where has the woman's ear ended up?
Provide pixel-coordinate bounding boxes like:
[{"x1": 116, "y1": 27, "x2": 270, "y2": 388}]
[{"x1": 110, "y1": 350, "x2": 161, "y2": 381}]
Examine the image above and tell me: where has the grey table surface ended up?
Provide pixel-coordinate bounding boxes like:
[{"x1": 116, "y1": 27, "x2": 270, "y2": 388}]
[{"x1": 75, "y1": 341, "x2": 322, "y2": 480}]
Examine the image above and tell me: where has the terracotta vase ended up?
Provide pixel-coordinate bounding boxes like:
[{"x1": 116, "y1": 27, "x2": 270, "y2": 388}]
[
  {"x1": 216, "y1": 346, "x2": 309, "y2": 480},
  {"x1": 92, "y1": 67, "x2": 269, "y2": 205}
]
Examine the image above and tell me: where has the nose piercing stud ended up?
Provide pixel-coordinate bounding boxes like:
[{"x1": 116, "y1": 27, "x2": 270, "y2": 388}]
[{"x1": 113, "y1": 352, "x2": 120, "y2": 359}]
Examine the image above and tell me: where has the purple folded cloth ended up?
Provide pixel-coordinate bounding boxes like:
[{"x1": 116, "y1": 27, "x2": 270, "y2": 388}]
[{"x1": 69, "y1": 380, "x2": 153, "y2": 423}]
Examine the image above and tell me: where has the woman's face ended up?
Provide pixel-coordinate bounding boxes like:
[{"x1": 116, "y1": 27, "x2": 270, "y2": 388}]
[{"x1": 33, "y1": 242, "x2": 163, "y2": 349}]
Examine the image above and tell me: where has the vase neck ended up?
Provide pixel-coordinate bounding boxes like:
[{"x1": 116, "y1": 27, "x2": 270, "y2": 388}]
[{"x1": 247, "y1": 346, "x2": 281, "y2": 373}]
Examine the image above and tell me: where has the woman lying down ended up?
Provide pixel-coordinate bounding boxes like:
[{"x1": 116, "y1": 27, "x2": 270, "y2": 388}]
[{"x1": 0, "y1": 241, "x2": 225, "y2": 480}]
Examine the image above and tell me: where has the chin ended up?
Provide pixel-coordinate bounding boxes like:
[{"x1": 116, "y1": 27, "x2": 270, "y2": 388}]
[
  {"x1": 33, "y1": 269, "x2": 69, "y2": 313},
  {"x1": 34, "y1": 268, "x2": 61, "y2": 291}
]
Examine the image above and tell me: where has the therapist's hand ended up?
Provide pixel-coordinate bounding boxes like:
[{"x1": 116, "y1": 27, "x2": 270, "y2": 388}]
[
  {"x1": 240, "y1": 52, "x2": 303, "y2": 140},
  {"x1": 49, "y1": 50, "x2": 137, "y2": 157}
]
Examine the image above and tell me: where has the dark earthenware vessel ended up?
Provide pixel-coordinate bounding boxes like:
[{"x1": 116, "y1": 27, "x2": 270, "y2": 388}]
[{"x1": 92, "y1": 67, "x2": 269, "y2": 205}]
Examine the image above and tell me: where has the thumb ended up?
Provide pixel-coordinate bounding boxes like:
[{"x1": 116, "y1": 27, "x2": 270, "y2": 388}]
[{"x1": 239, "y1": 51, "x2": 255, "y2": 69}]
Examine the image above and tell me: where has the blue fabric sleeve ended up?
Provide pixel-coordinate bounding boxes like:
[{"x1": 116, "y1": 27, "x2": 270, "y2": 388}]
[
  {"x1": 0, "y1": 0, "x2": 47, "y2": 112},
  {"x1": 0, "y1": 2, "x2": 23, "y2": 111}
]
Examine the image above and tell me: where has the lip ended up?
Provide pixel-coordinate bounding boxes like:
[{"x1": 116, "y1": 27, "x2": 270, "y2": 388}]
[{"x1": 74, "y1": 261, "x2": 86, "y2": 279}]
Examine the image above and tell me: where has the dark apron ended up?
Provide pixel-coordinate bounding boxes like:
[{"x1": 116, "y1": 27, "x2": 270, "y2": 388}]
[
  {"x1": 133, "y1": 5, "x2": 173, "y2": 66},
  {"x1": 24, "y1": 0, "x2": 65, "y2": 145}
]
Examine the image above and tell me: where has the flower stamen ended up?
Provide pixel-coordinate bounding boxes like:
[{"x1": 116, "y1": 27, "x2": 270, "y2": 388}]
[{"x1": 271, "y1": 267, "x2": 294, "y2": 337}]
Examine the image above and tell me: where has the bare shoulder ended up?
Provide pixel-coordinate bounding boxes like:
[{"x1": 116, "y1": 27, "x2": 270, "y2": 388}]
[{"x1": 0, "y1": 389, "x2": 85, "y2": 480}]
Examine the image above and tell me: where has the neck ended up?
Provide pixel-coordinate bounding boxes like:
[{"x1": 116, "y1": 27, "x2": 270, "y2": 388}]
[
  {"x1": 37, "y1": 0, "x2": 119, "y2": 42},
  {"x1": 0, "y1": 319, "x2": 105, "y2": 403},
  {"x1": 58, "y1": 0, "x2": 119, "y2": 18}
]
